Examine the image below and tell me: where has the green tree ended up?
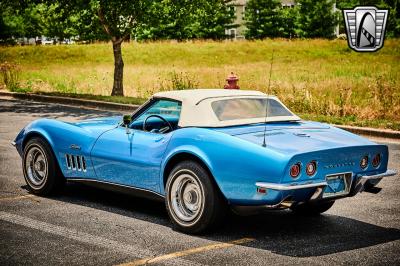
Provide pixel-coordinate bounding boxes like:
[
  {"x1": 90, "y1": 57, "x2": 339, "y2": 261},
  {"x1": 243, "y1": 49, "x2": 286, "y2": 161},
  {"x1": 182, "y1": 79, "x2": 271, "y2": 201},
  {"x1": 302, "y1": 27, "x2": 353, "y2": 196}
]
[
  {"x1": 0, "y1": 1, "x2": 46, "y2": 43},
  {"x1": 134, "y1": 0, "x2": 235, "y2": 40},
  {"x1": 72, "y1": 8, "x2": 108, "y2": 42},
  {"x1": 388, "y1": 0, "x2": 400, "y2": 37},
  {"x1": 0, "y1": 1, "x2": 30, "y2": 43},
  {"x1": 295, "y1": 0, "x2": 339, "y2": 38},
  {"x1": 0, "y1": 8, "x2": 24, "y2": 43},
  {"x1": 278, "y1": 6, "x2": 299, "y2": 38},
  {"x1": 92, "y1": 0, "x2": 152, "y2": 96},
  {"x1": 21, "y1": 3, "x2": 44, "y2": 39},
  {"x1": 244, "y1": 0, "x2": 283, "y2": 39},
  {"x1": 29, "y1": 0, "x2": 154, "y2": 96},
  {"x1": 189, "y1": 0, "x2": 236, "y2": 39},
  {"x1": 37, "y1": 3, "x2": 79, "y2": 42}
]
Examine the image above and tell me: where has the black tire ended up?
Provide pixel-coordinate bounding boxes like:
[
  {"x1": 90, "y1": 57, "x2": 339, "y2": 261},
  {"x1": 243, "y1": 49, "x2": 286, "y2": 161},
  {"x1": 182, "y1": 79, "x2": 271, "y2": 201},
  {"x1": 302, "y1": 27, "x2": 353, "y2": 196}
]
[
  {"x1": 22, "y1": 137, "x2": 65, "y2": 195},
  {"x1": 290, "y1": 200, "x2": 335, "y2": 216},
  {"x1": 165, "y1": 160, "x2": 227, "y2": 234}
]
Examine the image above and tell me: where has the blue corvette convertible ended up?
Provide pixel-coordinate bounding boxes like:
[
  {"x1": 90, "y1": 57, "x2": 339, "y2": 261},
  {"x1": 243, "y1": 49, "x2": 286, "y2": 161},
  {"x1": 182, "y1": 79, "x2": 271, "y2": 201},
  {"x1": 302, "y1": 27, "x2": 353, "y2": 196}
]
[{"x1": 13, "y1": 89, "x2": 397, "y2": 233}]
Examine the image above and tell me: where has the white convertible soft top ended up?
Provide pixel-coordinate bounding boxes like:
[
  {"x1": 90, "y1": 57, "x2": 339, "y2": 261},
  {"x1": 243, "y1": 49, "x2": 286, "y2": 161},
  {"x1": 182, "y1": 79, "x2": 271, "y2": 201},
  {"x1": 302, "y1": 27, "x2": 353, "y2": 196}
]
[{"x1": 153, "y1": 89, "x2": 300, "y2": 127}]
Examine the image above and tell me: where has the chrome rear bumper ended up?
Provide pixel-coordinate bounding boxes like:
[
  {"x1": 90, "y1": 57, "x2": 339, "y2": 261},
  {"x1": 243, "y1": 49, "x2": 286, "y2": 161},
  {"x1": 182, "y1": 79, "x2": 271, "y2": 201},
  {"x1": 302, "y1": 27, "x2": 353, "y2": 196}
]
[
  {"x1": 256, "y1": 169, "x2": 397, "y2": 193},
  {"x1": 359, "y1": 169, "x2": 397, "y2": 180},
  {"x1": 352, "y1": 169, "x2": 397, "y2": 194},
  {"x1": 255, "y1": 169, "x2": 397, "y2": 205},
  {"x1": 255, "y1": 181, "x2": 329, "y2": 203},
  {"x1": 255, "y1": 181, "x2": 327, "y2": 191},
  {"x1": 234, "y1": 170, "x2": 397, "y2": 215}
]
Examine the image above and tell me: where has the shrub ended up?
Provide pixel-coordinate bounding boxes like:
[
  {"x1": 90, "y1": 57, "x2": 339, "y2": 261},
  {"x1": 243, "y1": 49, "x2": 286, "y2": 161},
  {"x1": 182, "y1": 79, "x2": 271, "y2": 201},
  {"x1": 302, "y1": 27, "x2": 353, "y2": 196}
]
[
  {"x1": 0, "y1": 62, "x2": 20, "y2": 91},
  {"x1": 169, "y1": 71, "x2": 199, "y2": 90}
]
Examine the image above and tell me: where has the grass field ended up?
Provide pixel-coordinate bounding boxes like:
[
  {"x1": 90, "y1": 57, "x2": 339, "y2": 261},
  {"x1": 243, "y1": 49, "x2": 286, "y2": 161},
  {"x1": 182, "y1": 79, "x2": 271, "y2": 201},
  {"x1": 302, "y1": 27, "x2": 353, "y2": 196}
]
[{"x1": 1, "y1": 39, "x2": 399, "y2": 129}]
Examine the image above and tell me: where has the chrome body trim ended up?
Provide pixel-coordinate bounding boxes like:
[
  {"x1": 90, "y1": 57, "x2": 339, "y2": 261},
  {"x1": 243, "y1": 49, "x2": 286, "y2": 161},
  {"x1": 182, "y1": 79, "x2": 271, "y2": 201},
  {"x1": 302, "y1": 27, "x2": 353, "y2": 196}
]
[
  {"x1": 353, "y1": 169, "x2": 397, "y2": 194},
  {"x1": 68, "y1": 155, "x2": 73, "y2": 169},
  {"x1": 76, "y1": 155, "x2": 82, "y2": 171},
  {"x1": 80, "y1": 156, "x2": 87, "y2": 172},
  {"x1": 358, "y1": 169, "x2": 397, "y2": 180},
  {"x1": 71, "y1": 155, "x2": 76, "y2": 170},
  {"x1": 255, "y1": 181, "x2": 328, "y2": 191},
  {"x1": 69, "y1": 144, "x2": 81, "y2": 150},
  {"x1": 65, "y1": 154, "x2": 71, "y2": 169},
  {"x1": 67, "y1": 178, "x2": 165, "y2": 201},
  {"x1": 247, "y1": 170, "x2": 397, "y2": 212}
]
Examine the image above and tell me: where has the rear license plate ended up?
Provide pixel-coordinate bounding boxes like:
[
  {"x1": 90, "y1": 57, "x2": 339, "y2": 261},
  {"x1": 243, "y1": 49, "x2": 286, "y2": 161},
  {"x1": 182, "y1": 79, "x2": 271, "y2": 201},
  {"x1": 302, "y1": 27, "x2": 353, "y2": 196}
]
[{"x1": 323, "y1": 172, "x2": 352, "y2": 198}]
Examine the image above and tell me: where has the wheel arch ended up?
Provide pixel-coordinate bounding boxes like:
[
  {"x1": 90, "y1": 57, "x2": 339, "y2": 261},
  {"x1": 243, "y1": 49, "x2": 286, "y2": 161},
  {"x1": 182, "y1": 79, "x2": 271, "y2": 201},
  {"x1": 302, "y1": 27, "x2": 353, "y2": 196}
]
[
  {"x1": 22, "y1": 130, "x2": 55, "y2": 152},
  {"x1": 161, "y1": 151, "x2": 227, "y2": 202},
  {"x1": 21, "y1": 130, "x2": 63, "y2": 176}
]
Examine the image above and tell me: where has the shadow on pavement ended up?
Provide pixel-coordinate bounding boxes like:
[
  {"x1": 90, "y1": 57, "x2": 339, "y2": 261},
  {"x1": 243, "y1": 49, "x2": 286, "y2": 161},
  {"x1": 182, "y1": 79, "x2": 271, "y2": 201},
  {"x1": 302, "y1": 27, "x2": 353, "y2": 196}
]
[
  {"x1": 37, "y1": 182, "x2": 400, "y2": 258},
  {"x1": 0, "y1": 99, "x2": 122, "y2": 120}
]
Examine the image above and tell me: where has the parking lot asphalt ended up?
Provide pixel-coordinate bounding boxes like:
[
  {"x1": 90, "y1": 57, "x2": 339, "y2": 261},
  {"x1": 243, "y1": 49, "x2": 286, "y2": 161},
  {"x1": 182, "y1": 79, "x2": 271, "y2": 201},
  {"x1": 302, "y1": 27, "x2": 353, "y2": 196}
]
[{"x1": 0, "y1": 97, "x2": 399, "y2": 266}]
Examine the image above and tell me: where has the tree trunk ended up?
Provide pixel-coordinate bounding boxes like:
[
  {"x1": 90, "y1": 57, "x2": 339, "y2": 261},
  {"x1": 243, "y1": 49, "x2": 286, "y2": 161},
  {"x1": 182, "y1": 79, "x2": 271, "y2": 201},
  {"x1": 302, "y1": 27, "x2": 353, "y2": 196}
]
[{"x1": 111, "y1": 41, "x2": 124, "y2": 96}]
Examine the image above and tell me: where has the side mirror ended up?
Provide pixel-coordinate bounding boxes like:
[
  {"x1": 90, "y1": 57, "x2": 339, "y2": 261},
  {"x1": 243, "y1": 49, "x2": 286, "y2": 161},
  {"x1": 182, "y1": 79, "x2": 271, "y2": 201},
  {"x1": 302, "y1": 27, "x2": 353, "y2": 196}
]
[
  {"x1": 123, "y1": 115, "x2": 132, "y2": 134},
  {"x1": 123, "y1": 115, "x2": 131, "y2": 126}
]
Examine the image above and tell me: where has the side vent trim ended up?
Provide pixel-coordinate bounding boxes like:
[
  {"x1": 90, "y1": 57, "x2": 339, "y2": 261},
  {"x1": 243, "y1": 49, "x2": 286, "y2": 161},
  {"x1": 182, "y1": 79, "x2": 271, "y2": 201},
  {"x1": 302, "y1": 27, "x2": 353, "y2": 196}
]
[
  {"x1": 71, "y1": 155, "x2": 76, "y2": 169},
  {"x1": 76, "y1": 156, "x2": 82, "y2": 171},
  {"x1": 81, "y1": 156, "x2": 86, "y2": 171},
  {"x1": 65, "y1": 154, "x2": 87, "y2": 172},
  {"x1": 66, "y1": 154, "x2": 71, "y2": 169}
]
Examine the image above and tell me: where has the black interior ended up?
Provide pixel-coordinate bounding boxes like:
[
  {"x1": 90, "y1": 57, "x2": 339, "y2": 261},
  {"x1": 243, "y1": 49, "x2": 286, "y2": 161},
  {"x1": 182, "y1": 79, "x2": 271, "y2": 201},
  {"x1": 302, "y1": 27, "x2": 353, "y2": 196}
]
[{"x1": 130, "y1": 116, "x2": 179, "y2": 133}]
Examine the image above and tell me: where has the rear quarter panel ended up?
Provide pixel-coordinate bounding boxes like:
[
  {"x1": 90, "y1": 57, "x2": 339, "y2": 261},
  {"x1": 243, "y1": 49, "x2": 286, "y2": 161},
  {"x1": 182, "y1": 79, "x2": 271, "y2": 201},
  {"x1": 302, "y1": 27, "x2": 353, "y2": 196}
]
[
  {"x1": 161, "y1": 127, "x2": 389, "y2": 206},
  {"x1": 161, "y1": 128, "x2": 291, "y2": 205}
]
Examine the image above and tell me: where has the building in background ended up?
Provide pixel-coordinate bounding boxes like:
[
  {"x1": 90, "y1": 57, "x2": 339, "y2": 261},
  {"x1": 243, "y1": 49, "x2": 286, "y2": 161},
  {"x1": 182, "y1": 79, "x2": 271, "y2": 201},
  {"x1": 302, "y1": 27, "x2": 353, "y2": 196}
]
[
  {"x1": 225, "y1": 0, "x2": 247, "y2": 39},
  {"x1": 281, "y1": 0, "x2": 296, "y2": 8},
  {"x1": 226, "y1": 0, "x2": 343, "y2": 40}
]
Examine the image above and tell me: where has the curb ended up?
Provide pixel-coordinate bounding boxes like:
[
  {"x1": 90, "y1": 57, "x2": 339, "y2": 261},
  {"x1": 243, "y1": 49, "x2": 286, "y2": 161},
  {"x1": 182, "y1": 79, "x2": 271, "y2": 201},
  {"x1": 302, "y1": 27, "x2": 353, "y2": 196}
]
[
  {"x1": 0, "y1": 91, "x2": 140, "y2": 112},
  {"x1": 1, "y1": 90, "x2": 399, "y2": 139},
  {"x1": 334, "y1": 125, "x2": 400, "y2": 140}
]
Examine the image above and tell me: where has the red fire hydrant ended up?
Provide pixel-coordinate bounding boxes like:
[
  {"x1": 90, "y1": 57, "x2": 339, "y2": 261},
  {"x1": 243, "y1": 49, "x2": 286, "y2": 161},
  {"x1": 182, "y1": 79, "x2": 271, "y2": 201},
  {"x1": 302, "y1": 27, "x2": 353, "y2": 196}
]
[{"x1": 224, "y1": 72, "x2": 240, "y2": 90}]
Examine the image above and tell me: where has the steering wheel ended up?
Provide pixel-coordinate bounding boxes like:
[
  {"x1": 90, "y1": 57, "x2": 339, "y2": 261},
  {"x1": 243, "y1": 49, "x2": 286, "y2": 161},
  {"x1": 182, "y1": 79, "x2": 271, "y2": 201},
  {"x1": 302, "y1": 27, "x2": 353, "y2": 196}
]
[{"x1": 143, "y1": 115, "x2": 173, "y2": 133}]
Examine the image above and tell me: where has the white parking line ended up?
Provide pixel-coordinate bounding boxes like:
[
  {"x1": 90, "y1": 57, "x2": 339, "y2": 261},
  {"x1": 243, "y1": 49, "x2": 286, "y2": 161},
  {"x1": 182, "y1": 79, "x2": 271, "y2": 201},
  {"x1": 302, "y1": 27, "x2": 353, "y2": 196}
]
[
  {"x1": 0, "y1": 211, "x2": 202, "y2": 266},
  {"x1": 118, "y1": 237, "x2": 255, "y2": 266}
]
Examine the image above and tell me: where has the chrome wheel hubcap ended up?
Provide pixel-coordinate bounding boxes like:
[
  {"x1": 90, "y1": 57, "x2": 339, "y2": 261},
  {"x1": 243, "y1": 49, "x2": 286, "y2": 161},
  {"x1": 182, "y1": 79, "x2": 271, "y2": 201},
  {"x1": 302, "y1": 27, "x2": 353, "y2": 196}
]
[
  {"x1": 170, "y1": 172, "x2": 204, "y2": 223},
  {"x1": 25, "y1": 146, "x2": 48, "y2": 187}
]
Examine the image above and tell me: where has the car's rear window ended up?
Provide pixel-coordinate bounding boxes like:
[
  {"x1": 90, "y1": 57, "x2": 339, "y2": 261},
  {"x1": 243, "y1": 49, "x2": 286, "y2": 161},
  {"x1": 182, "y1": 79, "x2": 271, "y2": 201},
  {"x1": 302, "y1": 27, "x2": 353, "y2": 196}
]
[{"x1": 211, "y1": 98, "x2": 293, "y2": 121}]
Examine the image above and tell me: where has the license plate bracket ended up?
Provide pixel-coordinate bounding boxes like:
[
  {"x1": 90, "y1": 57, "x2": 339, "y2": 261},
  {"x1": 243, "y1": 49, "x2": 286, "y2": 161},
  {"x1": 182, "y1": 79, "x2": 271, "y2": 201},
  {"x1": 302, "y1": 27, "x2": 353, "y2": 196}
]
[{"x1": 323, "y1": 172, "x2": 352, "y2": 198}]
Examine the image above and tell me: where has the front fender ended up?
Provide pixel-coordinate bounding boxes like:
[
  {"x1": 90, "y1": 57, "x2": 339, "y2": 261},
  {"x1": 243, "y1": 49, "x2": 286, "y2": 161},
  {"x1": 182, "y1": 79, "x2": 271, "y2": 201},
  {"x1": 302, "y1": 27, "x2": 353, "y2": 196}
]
[
  {"x1": 15, "y1": 120, "x2": 57, "y2": 156},
  {"x1": 16, "y1": 119, "x2": 100, "y2": 178}
]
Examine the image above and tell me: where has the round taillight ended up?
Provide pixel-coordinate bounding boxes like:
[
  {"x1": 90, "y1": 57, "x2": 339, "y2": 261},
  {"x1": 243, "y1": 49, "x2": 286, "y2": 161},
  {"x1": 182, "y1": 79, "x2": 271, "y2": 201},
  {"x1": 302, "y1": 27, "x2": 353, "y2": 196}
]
[
  {"x1": 290, "y1": 163, "x2": 301, "y2": 178},
  {"x1": 360, "y1": 156, "x2": 368, "y2": 169},
  {"x1": 372, "y1": 154, "x2": 381, "y2": 168},
  {"x1": 306, "y1": 161, "x2": 317, "y2": 176}
]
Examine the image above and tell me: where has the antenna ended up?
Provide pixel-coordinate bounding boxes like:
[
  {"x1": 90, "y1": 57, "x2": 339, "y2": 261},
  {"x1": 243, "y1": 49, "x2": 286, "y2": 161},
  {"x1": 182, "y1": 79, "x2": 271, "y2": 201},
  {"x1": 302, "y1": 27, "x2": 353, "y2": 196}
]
[{"x1": 262, "y1": 49, "x2": 274, "y2": 148}]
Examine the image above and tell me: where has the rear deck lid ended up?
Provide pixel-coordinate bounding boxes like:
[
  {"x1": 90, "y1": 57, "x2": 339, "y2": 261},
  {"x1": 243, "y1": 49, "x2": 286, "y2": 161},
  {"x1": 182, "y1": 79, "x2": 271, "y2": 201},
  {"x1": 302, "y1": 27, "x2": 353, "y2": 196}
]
[{"x1": 214, "y1": 121, "x2": 375, "y2": 156}]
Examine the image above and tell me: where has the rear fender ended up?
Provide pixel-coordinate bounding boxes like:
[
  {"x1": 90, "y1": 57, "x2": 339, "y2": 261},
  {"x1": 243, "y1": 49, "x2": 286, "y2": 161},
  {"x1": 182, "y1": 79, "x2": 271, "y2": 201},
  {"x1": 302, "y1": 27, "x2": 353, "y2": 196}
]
[
  {"x1": 161, "y1": 128, "x2": 290, "y2": 205},
  {"x1": 160, "y1": 145, "x2": 213, "y2": 195}
]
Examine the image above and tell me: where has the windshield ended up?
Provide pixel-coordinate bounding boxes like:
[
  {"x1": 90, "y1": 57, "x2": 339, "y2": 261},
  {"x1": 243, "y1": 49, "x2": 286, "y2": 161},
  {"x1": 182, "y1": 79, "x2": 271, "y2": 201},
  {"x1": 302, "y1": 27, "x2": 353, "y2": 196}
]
[
  {"x1": 135, "y1": 99, "x2": 182, "y2": 122},
  {"x1": 211, "y1": 98, "x2": 293, "y2": 121}
]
